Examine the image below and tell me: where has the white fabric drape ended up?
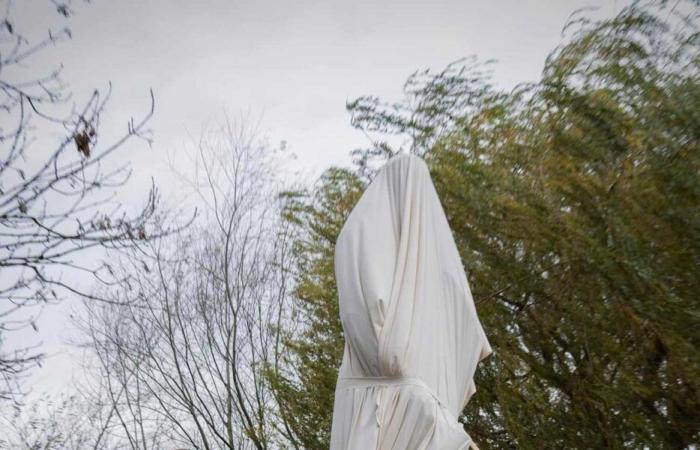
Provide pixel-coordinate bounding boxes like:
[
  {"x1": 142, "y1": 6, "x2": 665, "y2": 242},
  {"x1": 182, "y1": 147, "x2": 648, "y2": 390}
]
[{"x1": 330, "y1": 153, "x2": 492, "y2": 450}]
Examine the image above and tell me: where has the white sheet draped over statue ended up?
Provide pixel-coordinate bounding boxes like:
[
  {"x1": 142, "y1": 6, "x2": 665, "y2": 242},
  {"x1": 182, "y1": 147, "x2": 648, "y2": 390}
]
[{"x1": 330, "y1": 153, "x2": 492, "y2": 450}]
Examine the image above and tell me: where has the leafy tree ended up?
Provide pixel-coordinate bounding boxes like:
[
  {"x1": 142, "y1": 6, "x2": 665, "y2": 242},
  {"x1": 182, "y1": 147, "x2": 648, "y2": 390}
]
[
  {"x1": 266, "y1": 168, "x2": 364, "y2": 450},
  {"x1": 272, "y1": 2, "x2": 699, "y2": 449}
]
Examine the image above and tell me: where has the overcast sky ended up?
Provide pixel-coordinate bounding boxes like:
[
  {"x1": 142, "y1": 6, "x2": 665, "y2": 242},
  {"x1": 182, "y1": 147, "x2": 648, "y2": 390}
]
[{"x1": 7, "y1": 0, "x2": 629, "y2": 396}]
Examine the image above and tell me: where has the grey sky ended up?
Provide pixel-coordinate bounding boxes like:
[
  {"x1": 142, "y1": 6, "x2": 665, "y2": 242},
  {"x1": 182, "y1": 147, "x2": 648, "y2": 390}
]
[{"x1": 7, "y1": 0, "x2": 627, "y2": 396}]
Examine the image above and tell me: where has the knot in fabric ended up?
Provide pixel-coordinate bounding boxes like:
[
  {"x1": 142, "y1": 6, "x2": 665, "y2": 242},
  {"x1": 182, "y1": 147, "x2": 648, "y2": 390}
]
[{"x1": 335, "y1": 376, "x2": 453, "y2": 424}]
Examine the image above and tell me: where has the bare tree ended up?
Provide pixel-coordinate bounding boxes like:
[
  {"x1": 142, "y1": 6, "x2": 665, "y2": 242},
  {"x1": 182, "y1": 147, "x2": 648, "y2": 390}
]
[
  {"x1": 78, "y1": 118, "x2": 295, "y2": 449},
  {"x1": 0, "y1": 0, "x2": 187, "y2": 402},
  {"x1": 0, "y1": 388, "x2": 122, "y2": 450}
]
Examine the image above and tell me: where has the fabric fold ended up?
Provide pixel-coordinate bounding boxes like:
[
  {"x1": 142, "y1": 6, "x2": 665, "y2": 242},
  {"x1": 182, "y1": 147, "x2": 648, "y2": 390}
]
[{"x1": 331, "y1": 153, "x2": 492, "y2": 450}]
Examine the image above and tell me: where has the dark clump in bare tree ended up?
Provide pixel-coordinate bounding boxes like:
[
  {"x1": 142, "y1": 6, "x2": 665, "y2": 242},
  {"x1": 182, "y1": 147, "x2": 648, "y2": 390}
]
[{"x1": 0, "y1": 0, "x2": 186, "y2": 403}]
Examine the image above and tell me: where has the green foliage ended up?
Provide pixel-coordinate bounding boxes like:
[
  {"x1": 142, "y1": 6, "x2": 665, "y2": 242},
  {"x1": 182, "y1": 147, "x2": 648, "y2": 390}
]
[
  {"x1": 272, "y1": 2, "x2": 699, "y2": 449},
  {"x1": 266, "y1": 169, "x2": 365, "y2": 450}
]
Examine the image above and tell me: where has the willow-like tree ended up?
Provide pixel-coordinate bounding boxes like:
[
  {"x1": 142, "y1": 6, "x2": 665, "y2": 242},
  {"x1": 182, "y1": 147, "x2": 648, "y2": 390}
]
[
  {"x1": 266, "y1": 168, "x2": 364, "y2": 450},
  {"x1": 270, "y1": 2, "x2": 699, "y2": 449}
]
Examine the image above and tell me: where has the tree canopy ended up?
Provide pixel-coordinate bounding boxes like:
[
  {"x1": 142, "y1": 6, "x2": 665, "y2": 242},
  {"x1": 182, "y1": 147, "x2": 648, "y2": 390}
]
[{"x1": 270, "y1": 3, "x2": 699, "y2": 448}]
